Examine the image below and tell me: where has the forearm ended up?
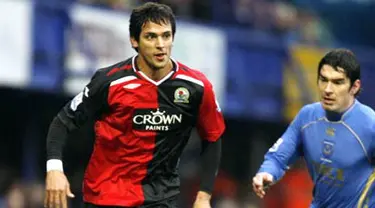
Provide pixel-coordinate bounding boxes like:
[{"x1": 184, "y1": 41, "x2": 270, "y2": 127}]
[
  {"x1": 258, "y1": 154, "x2": 288, "y2": 181},
  {"x1": 46, "y1": 116, "x2": 69, "y2": 171},
  {"x1": 199, "y1": 138, "x2": 222, "y2": 195}
]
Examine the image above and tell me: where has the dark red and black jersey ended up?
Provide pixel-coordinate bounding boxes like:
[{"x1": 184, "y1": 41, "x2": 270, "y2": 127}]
[{"x1": 58, "y1": 56, "x2": 225, "y2": 206}]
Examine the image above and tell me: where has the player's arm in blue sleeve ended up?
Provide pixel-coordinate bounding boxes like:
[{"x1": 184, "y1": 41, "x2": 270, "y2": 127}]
[{"x1": 257, "y1": 106, "x2": 308, "y2": 182}]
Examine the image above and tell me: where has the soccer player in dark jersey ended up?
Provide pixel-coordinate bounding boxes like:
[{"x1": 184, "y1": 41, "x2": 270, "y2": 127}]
[
  {"x1": 252, "y1": 49, "x2": 375, "y2": 207},
  {"x1": 44, "y1": 2, "x2": 225, "y2": 208}
]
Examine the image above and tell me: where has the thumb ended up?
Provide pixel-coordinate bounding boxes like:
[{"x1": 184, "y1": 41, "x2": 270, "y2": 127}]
[
  {"x1": 66, "y1": 184, "x2": 75, "y2": 198},
  {"x1": 263, "y1": 173, "x2": 274, "y2": 183}
]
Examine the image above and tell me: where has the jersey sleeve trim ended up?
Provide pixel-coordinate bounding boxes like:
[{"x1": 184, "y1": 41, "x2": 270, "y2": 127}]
[
  {"x1": 342, "y1": 121, "x2": 371, "y2": 163},
  {"x1": 110, "y1": 75, "x2": 138, "y2": 86},
  {"x1": 301, "y1": 117, "x2": 325, "y2": 131},
  {"x1": 357, "y1": 170, "x2": 375, "y2": 208},
  {"x1": 175, "y1": 74, "x2": 204, "y2": 86}
]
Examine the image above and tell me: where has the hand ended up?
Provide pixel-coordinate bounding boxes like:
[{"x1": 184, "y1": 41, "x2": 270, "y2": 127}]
[
  {"x1": 252, "y1": 172, "x2": 273, "y2": 199},
  {"x1": 193, "y1": 191, "x2": 211, "y2": 208},
  {"x1": 44, "y1": 170, "x2": 75, "y2": 208}
]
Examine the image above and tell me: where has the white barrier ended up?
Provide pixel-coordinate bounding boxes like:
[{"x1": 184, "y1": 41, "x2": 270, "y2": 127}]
[{"x1": 0, "y1": 1, "x2": 31, "y2": 88}]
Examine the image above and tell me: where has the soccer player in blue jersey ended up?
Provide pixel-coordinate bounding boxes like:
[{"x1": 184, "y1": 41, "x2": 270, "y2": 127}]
[{"x1": 252, "y1": 49, "x2": 375, "y2": 208}]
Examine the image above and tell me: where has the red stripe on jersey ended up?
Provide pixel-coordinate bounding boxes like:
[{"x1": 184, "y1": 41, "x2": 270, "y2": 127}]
[
  {"x1": 106, "y1": 64, "x2": 132, "y2": 76},
  {"x1": 121, "y1": 64, "x2": 132, "y2": 70},
  {"x1": 175, "y1": 62, "x2": 225, "y2": 142}
]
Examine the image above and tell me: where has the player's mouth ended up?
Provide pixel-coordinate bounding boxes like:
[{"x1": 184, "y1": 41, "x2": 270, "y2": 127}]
[
  {"x1": 323, "y1": 97, "x2": 335, "y2": 105},
  {"x1": 154, "y1": 53, "x2": 166, "y2": 61}
]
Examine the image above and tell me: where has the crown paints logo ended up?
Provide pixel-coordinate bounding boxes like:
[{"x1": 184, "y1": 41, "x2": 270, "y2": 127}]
[{"x1": 133, "y1": 108, "x2": 183, "y2": 131}]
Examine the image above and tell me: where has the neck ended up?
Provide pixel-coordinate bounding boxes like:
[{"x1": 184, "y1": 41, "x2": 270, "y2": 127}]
[{"x1": 136, "y1": 56, "x2": 173, "y2": 81}]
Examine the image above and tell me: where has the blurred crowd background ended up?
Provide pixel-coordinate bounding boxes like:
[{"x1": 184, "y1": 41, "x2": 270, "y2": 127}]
[{"x1": 1, "y1": 0, "x2": 375, "y2": 207}]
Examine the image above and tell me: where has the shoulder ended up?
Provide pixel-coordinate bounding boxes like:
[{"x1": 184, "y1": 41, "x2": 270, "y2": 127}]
[
  {"x1": 356, "y1": 102, "x2": 375, "y2": 117},
  {"x1": 175, "y1": 61, "x2": 212, "y2": 88},
  {"x1": 92, "y1": 57, "x2": 135, "y2": 84},
  {"x1": 347, "y1": 101, "x2": 375, "y2": 139},
  {"x1": 294, "y1": 102, "x2": 324, "y2": 126},
  {"x1": 354, "y1": 101, "x2": 375, "y2": 125},
  {"x1": 97, "y1": 58, "x2": 133, "y2": 78},
  {"x1": 299, "y1": 102, "x2": 323, "y2": 118}
]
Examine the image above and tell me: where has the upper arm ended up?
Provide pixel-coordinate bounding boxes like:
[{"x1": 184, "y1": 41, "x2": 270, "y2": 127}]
[
  {"x1": 267, "y1": 106, "x2": 307, "y2": 165},
  {"x1": 58, "y1": 70, "x2": 109, "y2": 131},
  {"x1": 196, "y1": 79, "x2": 225, "y2": 142}
]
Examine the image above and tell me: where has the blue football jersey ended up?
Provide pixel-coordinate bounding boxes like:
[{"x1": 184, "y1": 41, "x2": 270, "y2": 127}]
[{"x1": 258, "y1": 100, "x2": 375, "y2": 208}]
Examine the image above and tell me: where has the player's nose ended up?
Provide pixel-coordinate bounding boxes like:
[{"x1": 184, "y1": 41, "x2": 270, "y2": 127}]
[
  {"x1": 324, "y1": 82, "x2": 334, "y2": 93},
  {"x1": 155, "y1": 36, "x2": 165, "y2": 48}
]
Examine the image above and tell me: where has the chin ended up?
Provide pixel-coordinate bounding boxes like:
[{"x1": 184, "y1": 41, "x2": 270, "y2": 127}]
[
  {"x1": 321, "y1": 104, "x2": 338, "y2": 112},
  {"x1": 154, "y1": 63, "x2": 168, "y2": 69}
]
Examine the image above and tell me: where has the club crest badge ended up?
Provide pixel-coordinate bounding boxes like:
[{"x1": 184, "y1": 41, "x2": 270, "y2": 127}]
[
  {"x1": 322, "y1": 141, "x2": 334, "y2": 157},
  {"x1": 174, "y1": 87, "x2": 190, "y2": 103},
  {"x1": 326, "y1": 127, "x2": 335, "y2": 136}
]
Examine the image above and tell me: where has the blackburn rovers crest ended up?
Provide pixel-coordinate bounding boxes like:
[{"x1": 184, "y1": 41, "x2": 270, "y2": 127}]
[{"x1": 174, "y1": 87, "x2": 190, "y2": 103}]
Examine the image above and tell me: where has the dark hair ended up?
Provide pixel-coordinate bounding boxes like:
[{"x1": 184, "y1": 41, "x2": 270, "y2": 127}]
[
  {"x1": 318, "y1": 48, "x2": 361, "y2": 95},
  {"x1": 129, "y1": 2, "x2": 176, "y2": 43}
]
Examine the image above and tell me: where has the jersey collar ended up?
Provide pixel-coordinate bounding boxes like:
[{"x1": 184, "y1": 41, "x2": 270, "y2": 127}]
[{"x1": 131, "y1": 55, "x2": 179, "y2": 86}]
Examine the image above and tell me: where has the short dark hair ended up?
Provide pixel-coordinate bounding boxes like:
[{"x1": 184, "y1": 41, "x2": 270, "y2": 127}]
[
  {"x1": 129, "y1": 2, "x2": 176, "y2": 43},
  {"x1": 317, "y1": 48, "x2": 361, "y2": 95}
]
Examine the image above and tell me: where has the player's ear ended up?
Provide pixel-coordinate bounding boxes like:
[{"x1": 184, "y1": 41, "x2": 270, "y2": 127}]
[
  {"x1": 130, "y1": 36, "x2": 139, "y2": 49},
  {"x1": 350, "y1": 79, "x2": 361, "y2": 95}
]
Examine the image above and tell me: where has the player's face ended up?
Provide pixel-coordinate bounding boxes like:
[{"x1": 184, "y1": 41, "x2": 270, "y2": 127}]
[
  {"x1": 318, "y1": 64, "x2": 360, "y2": 112},
  {"x1": 131, "y1": 21, "x2": 173, "y2": 70}
]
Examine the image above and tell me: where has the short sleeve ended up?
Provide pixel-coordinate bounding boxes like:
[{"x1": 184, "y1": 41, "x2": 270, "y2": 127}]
[{"x1": 196, "y1": 80, "x2": 225, "y2": 142}]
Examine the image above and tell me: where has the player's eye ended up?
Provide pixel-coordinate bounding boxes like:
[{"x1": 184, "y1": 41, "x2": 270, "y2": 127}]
[
  {"x1": 145, "y1": 34, "x2": 156, "y2": 40},
  {"x1": 333, "y1": 80, "x2": 345, "y2": 85},
  {"x1": 319, "y1": 76, "x2": 328, "y2": 82},
  {"x1": 163, "y1": 33, "x2": 171, "y2": 39}
]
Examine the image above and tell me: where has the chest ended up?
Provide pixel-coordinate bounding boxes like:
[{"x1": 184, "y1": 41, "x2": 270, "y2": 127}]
[
  {"x1": 302, "y1": 122, "x2": 371, "y2": 168},
  {"x1": 106, "y1": 79, "x2": 203, "y2": 130}
]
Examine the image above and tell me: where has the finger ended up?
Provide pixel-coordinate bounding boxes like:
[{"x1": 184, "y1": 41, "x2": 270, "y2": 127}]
[
  {"x1": 253, "y1": 187, "x2": 260, "y2": 194},
  {"x1": 253, "y1": 183, "x2": 262, "y2": 192},
  {"x1": 260, "y1": 190, "x2": 266, "y2": 197},
  {"x1": 252, "y1": 184, "x2": 258, "y2": 192},
  {"x1": 66, "y1": 184, "x2": 75, "y2": 198},
  {"x1": 256, "y1": 191, "x2": 264, "y2": 199},
  {"x1": 61, "y1": 190, "x2": 67, "y2": 208},
  {"x1": 60, "y1": 191, "x2": 65, "y2": 208},
  {"x1": 254, "y1": 185, "x2": 263, "y2": 194},
  {"x1": 252, "y1": 182, "x2": 261, "y2": 191},
  {"x1": 44, "y1": 191, "x2": 49, "y2": 208},
  {"x1": 255, "y1": 183, "x2": 263, "y2": 191},
  {"x1": 55, "y1": 191, "x2": 61, "y2": 208},
  {"x1": 48, "y1": 191, "x2": 55, "y2": 208},
  {"x1": 254, "y1": 188, "x2": 263, "y2": 197}
]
